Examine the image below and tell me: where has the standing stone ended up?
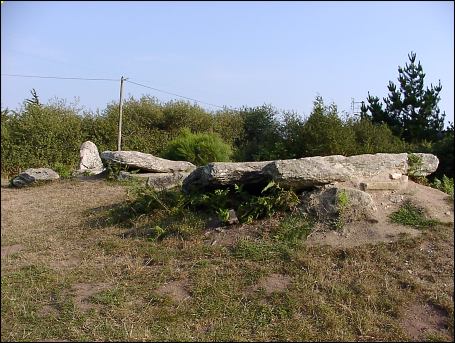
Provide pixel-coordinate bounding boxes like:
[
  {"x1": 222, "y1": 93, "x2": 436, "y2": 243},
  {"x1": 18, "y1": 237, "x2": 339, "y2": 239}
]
[
  {"x1": 11, "y1": 168, "x2": 60, "y2": 187},
  {"x1": 79, "y1": 141, "x2": 104, "y2": 175}
]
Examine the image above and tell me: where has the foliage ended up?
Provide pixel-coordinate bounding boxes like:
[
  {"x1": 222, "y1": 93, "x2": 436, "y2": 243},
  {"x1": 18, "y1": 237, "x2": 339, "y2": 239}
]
[
  {"x1": 431, "y1": 175, "x2": 454, "y2": 199},
  {"x1": 52, "y1": 162, "x2": 73, "y2": 179},
  {"x1": 361, "y1": 51, "x2": 446, "y2": 143},
  {"x1": 332, "y1": 190, "x2": 350, "y2": 230},
  {"x1": 1, "y1": 98, "x2": 85, "y2": 177},
  {"x1": 348, "y1": 117, "x2": 407, "y2": 154},
  {"x1": 271, "y1": 214, "x2": 313, "y2": 245},
  {"x1": 235, "y1": 105, "x2": 284, "y2": 161},
  {"x1": 236, "y1": 181, "x2": 300, "y2": 224},
  {"x1": 298, "y1": 96, "x2": 357, "y2": 157},
  {"x1": 430, "y1": 124, "x2": 454, "y2": 178},
  {"x1": 164, "y1": 128, "x2": 232, "y2": 166},
  {"x1": 110, "y1": 180, "x2": 300, "y2": 238},
  {"x1": 407, "y1": 153, "x2": 424, "y2": 177},
  {"x1": 389, "y1": 200, "x2": 439, "y2": 229}
]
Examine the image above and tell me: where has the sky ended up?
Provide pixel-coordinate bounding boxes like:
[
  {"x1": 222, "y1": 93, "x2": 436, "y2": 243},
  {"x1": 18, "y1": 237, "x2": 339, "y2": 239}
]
[{"x1": 1, "y1": 1, "x2": 454, "y2": 126}]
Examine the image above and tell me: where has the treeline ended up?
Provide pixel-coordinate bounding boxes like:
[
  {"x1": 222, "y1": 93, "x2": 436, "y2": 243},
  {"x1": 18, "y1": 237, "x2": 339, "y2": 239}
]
[{"x1": 1, "y1": 94, "x2": 452, "y2": 179}]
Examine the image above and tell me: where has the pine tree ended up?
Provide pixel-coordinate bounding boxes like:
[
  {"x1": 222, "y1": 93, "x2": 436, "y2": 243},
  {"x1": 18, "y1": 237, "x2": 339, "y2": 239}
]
[{"x1": 361, "y1": 52, "x2": 445, "y2": 143}]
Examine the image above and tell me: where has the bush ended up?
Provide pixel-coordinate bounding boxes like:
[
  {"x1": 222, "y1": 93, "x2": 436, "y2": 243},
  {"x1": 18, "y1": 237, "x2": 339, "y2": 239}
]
[
  {"x1": 164, "y1": 128, "x2": 232, "y2": 166},
  {"x1": 432, "y1": 175, "x2": 454, "y2": 199},
  {"x1": 1, "y1": 99, "x2": 85, "y2": 177},
  {"x1": 235, "y1": 105, "x2": 285, "y2": 161},
  {"x1": 298, "y1": 97, "x2": 357, "y2": 157}
]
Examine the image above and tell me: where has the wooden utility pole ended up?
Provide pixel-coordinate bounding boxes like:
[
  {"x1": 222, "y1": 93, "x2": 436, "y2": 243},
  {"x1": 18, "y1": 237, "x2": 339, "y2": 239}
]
[{"x1": 117, "y1": 76, "x2": 126, "y2": 151}]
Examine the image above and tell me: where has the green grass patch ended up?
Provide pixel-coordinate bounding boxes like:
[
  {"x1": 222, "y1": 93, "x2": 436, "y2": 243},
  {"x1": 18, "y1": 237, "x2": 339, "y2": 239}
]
[{"x1": 389, "y1": 201, "x2": 440, "y2": 229}]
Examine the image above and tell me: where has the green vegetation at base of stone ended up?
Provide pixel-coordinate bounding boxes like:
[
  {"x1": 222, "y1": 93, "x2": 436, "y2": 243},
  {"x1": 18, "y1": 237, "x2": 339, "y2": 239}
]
[
  {"x1": 52, "y1": 162, "x2": 73, "y2": 179},
  {"x1": 389, "y1": 201, "x2": 440, "y2": 229},
  {"x1": 110, "y1": 181, "x2": 302, "y2": 241},
  {"x1": 331, "y1": 189, "x2": 350, "y2": 231}
]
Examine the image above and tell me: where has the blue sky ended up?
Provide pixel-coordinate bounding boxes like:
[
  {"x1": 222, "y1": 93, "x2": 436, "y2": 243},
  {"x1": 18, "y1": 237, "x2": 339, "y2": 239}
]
[{"x1": 1, "y1": 1, "x2": 454, "y2": 126}]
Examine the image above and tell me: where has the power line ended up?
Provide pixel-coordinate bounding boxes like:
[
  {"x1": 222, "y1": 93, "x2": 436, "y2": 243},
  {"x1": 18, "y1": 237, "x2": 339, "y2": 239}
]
[
  {"x1": 126, "y1": 79, "x2": 238, "y2": 112},
  {"x1": 1, "y1": 73, "x2": 239, "y2": 112},
  {"x1": 1, "y1": 73, "x2": 119, "y2": 81}
]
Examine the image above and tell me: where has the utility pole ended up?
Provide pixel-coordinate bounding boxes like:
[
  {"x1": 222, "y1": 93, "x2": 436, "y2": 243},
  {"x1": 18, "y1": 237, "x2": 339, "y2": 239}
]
[{"x1": 117, "y1": 76, "x2": 127, "y2": 151}]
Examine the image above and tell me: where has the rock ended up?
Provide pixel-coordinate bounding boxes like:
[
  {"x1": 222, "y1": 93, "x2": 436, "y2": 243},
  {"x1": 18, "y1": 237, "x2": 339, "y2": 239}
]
[
  {"x1": 146, "y1": 172, "x2": 189, "y2": 191},
  {"x1": 390, "y1": 173, "x2": 402, "y2": 180},
  {"x1": 263, "y1": 155, "x2": 352, "y2": 189},
  {"x1": 117, "y1": 171, "x2": 152, "y2": 184},
  {"x1": 12, "y1": 168, "x2": 60, "y2": 187},
  {"x1": 408, "y1": 153, "x2": 439, "y2": 177},
  {"x1": 360, "y1": 175, "x2": 408, "y2": 191},
  {"x1": 227, "y1": 209, "x2": 239, "y2": 225},
  {"x1": 183, "y1": 153, "x2": 439, "y2": 193},
  {"x1": 389, "y1": 194, "x2": 404, "y2": 203},
  {"x1": 118, "y1": 171, "x2": 189, "y2": 191},
  {"x1": 78, "y1": 141, "x2": 104, "y2": 175},
  {"x1": 182, "y1": 161, "x2": 271, "y2": 193},
  {"x1": 301, "y1": 186, "x2": 377, "y2": 225},
  {"x1": 101, "y1": 151, "x2": 196, "y2": 173}
]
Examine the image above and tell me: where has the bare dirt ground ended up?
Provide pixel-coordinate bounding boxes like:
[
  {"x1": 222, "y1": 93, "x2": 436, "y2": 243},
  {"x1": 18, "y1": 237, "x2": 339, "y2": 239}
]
[{"x1": 1, "y1": 178, "x2": 453, "y2": 341}]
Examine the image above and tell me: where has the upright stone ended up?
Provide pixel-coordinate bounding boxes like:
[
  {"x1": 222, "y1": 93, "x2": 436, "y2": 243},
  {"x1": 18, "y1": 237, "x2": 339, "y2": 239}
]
[{"x1": 79, "y1": 141, "x2": 104, "y2": 175}]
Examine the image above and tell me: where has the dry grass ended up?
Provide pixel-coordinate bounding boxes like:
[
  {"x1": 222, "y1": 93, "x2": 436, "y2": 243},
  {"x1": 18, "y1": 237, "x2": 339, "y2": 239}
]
[{"x1": 1, "y1": 179, "x2": 453, "y2": 342}]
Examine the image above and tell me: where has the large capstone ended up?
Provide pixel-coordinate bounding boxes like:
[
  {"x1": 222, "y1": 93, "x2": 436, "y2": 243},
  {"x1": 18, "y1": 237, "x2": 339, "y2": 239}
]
[
  {"x1": 12, "y1": 168, "x2": 60, "y2": 187},
  {"x1": 182, "y1": 161, "x2": 272, "y2": 193},
  {"x1": 183, "y1": 153, "x2": 439, "y2": 192},
  {"x1": 101, "y1": 151, "x2": 196, "y2": 173}
]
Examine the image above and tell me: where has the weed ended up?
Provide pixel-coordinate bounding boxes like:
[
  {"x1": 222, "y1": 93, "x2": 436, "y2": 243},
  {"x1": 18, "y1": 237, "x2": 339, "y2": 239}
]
[
  {"x1": 331, "y1": 189, "x2": 350, "y2": 230},
  {"x1": 52, "y1": 162, "x2": 73, "y2": 179},
  {"x1": 271, "y1": 214, "x2": 313, "y2": 245},
  {"x1": 408, "y1": 153, "x2": 423, "y2": 177},
  {"x1": 389, "y1": 200, "x2": 439, "y2": 229},
  {"x1": 432, "y1": 175, "x2": 454, "y2": 199}
]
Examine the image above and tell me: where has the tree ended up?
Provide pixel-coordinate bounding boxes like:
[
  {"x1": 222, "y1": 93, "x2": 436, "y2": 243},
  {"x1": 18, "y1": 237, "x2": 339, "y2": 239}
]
[
  {"x1": 25, "y1": 88, "x2": 40, "y2": 106},
  {"x1": 300, "y1": 96, "x2": 357, "y2": 156},
  {"x1": 235, "y1": 105, "x2": 284, "y2": 161},
  {"x1": 361, "y1": 52, "x2": 446, "y2": 143}
]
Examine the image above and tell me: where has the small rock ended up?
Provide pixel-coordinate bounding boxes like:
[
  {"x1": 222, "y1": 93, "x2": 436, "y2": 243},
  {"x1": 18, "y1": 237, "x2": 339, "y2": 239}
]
[
  {"x1": 389, "y1": 194, "x2": 404, "y2": 203},
  {"x1": 390, "y1": 173, "x2": 402, "y2": 180},
  {"x1": 12, "y1": 168, "x2": 60, "y2": 187},
  {"x1": 227, "y1": 209, "x2": 239, "y2": 225}
]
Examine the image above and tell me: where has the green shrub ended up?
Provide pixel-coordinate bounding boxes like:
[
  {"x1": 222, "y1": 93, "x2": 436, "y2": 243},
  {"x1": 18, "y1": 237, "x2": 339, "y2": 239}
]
[
  {"x1": 432, "y1": 175, "x2": 454, "y2": 199},
  {"x1": 164, "y1": 128, "x2": 232, "y2": 166},
  {"x1": 1, "y1": 100, "x2": 85, "y2": 177},
  {"x1": 52, "y1": 162, "x2": 73, "y2": 179}
]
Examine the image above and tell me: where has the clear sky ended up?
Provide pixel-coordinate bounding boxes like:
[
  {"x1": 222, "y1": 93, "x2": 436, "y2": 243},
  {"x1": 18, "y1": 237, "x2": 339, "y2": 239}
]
[{"x1": 1, "y1": 1, "x2": 454, "y2": 126}]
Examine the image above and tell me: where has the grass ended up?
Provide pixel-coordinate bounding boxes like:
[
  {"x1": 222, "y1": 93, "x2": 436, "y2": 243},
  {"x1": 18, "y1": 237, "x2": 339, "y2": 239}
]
[
  {"x1": 389, "y1": 200, "x2": 440, "y2": 229},
  {"x1": 1, "y1": 180, "x2": 453, "y2": 342}
]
